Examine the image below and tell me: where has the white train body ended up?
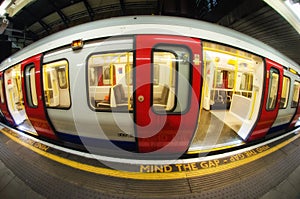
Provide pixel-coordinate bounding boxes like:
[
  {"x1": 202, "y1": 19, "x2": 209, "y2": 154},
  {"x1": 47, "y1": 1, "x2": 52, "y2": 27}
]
[{"x1": 0, "y1": 16, "x2": 299, "y2": 155}]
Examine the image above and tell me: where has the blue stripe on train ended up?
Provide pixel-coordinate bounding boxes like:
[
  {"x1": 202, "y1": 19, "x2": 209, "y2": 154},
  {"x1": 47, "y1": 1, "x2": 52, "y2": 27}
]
[
  {"x1": 56, "y1": 132, "x2": 137, "y2": 152},
  {"x1": 267, "y1": 123, "x2": 290, "y2": 134}
]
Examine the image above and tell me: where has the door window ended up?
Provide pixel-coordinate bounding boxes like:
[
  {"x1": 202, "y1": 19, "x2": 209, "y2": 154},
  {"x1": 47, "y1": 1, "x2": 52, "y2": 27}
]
[
  {"x1": 267, "y1": 68, "x2": 280, "y2": 110},
  {"x1": 0, "y1": 76, "x2": 4, "y2": 104},
  {"x1": 24, "y1": 64, "x2": 38, "y2": 107},
  {"x1": 279, "y1": 76, "x2": 290, "y2": 109},
  {"x1": 292, "y1": 81, "x2": 300, "y2": 108},
  {"x1": 152, "y1": 45, "x2": 191, "y2": 113}
]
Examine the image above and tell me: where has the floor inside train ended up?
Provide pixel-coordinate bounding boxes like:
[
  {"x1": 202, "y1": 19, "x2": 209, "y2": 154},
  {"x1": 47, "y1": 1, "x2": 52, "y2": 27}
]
[
  {"x1": 0, "y1": 123, "x2": 300, "y2": 198},
  {"x1": 189, "y1": 109, "x2": 244, "y2": 153}
]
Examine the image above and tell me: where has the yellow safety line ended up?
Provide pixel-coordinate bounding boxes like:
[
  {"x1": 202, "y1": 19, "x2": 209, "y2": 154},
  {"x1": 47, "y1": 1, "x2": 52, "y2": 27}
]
[
  {"x1": 186, "y1": 132, "x2": 300, "y2": 178},
  {"x1": 0, "y1": 127, "x2": 299, "y2": 180}
]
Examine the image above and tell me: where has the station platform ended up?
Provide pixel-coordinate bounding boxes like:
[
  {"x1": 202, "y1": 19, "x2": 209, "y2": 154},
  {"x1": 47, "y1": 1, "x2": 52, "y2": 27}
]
[{"x1": 0, "y1": 124, "x2": 300, "y2": 199}]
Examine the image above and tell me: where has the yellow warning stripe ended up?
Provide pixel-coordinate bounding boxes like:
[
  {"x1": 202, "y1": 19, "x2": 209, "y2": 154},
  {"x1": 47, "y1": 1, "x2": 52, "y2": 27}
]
[
  {"x1": 1, "y1": 128, "x2": 299, "y2": 180},
  {"x1": 187, "y1": 133, "x2": 300, "y2": 178}
]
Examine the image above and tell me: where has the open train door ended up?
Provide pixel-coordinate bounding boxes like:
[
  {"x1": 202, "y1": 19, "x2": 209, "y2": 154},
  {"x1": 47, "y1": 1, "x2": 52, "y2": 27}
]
[
  {"x1": 248, "y1": 59, "x2": 283, "y2": 140},
  {"x1": 21, "y1": 54, "x2": 58, "y2": 140},
  {"x1": 135, "y1": 35, "x2": 201, "y2": 154},
  {"x1": 0, "y1": 71, "x2": 15, "y2": 126}
]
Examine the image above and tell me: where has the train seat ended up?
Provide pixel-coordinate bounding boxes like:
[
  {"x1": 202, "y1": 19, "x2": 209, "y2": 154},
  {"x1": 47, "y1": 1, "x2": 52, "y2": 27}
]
[
  {"x1": 153, "y1": 85, "x2": 169, "y2": 108},
  {"x1": 211, "y1": 90, "x2": 231, "y2": 110},
  {"x1": 153, "y1": 85, "x2": 169, "y2": 104},
  {"x1": 279, "y1": 98, "x2": 286, "y2": 108},
  {"x1": 230, "y1": 94, "x2": 251, "y2": 120},
  {"x1": 111, "y1": 84, "x2": 131, "y2": 109},
  {"x1": 114, "y1": 84, "x2": 127, "y2": 103},
  {"x1": 95, "y1": 88, "x2": 111, "y2": 108}
]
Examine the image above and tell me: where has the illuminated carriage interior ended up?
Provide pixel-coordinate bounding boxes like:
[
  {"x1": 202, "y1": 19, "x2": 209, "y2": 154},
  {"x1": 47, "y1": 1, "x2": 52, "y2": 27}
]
[
  {"x1": 190, "y1": 42, "x2": 300, "y2": 152},
  {"x1": 1, "y1": 65, "x2": 36, "y2": 134},
  {"x1": 190, "y1": 42, "x2": 264, "y2": 151},
  {"x1": 88, "y1": 50, "x2": 178, "y2": 112},
  {"x1": 1, "y1": 38, "x2": 300, "y2": 153},
  {"x1": 88, "y1": 52, "x2": 134, "y2": 111}
]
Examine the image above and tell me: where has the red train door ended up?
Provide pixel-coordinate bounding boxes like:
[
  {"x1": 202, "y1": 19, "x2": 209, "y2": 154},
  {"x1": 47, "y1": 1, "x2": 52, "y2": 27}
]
[
  {"x1": 290, "y1": 92, "x2": 300, "y2": 128},
  {"x1": 21, "y1": 54, "x2": 58, "y2": 140},
  {"x1": 135, "y1": 35, "x2": 202, "y2": 154},
  {"x1": 0, "y1": 72, "x2": 15, "y2": 126},
  {"x1": 248, "y1": 59, "x2": 283, "y2": 140}
]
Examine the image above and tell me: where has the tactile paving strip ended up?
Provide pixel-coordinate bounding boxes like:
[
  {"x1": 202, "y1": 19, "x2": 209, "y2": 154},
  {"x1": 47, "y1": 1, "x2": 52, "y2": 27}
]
[{"x1": 0, "y1": 132, "x2": 300, "y2": 198}]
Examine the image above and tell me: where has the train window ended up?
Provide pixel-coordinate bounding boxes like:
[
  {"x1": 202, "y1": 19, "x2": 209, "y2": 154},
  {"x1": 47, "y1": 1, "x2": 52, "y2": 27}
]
[
  {"x1": 57, "y1": 68, "x2": 68, "y2": 89},
  {"x1": 24, "y1": 64, "x2": 38, "y2": 108},
  {"x1": 153, "y1": 64, "x2": 160, "y2": 85},
  {"x1": 88, "y1": 52, "x2": 133, "y2": 111},
  {"x1": 280, "y1": 76, "x2": 290, "y2": 109},
  {"x1": 228, "y1": 71, "x2": 234, "y2": 89},
  {"x1": 267, "y1": 68, "x2": 280, "y2": 110},
  {"x1": 94, "y1": 65, "x2": 116, "y2": 86},
  {"x1": 151, "y1": 45, "x2": 191, "y2": 113},
  {"x1": 240, "y1": 73, "x2": 253, "y2": 90},
  {"x1": 43, "y1": 60, "x2": 71, "y2": 109},
  {"x1": 215, "y1": 70, "x2": 224, "y2": 88},
  {"x1": 291, "y1": 81, "x2": 300, "y2": 108},
  {"x1": 0, "y1": 77, "x2": 4, "y2": 103}
]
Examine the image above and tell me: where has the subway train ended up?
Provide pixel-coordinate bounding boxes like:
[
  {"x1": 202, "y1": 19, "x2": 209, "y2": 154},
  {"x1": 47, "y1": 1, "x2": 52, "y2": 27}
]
[{"x1": 0, "y1": 16, "x2": 299, "y2": 156}]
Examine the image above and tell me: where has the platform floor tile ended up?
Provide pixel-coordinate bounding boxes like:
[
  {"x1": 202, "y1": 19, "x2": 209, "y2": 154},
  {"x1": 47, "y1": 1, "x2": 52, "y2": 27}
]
[
  {"x1": 260, "y1": 164, "x2": 300, "y2": 199},
  {"x1": 0, "y1": 159, "x2": 45, "y2": 199}
]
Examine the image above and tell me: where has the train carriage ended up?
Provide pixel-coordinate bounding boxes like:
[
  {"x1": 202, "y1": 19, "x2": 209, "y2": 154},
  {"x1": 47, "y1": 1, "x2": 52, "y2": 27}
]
[{"x1": 0, "y1": 16, "x2": 299, "y2": 156}]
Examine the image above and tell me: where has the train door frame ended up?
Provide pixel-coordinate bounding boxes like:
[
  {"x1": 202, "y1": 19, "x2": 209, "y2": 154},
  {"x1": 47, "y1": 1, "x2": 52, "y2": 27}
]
[
  {"x1": 269, "y1": 69, "x2": 297, "y2": 133},
  {"x1": 289, "y1": 79, "x2": 300, "y2": 128},
  {"x1": 21, "y1": 54, "x2": 58, "y2": 140},
  {"x1": 135, "y1": 35, "x2": 202, "y2": 154},
  {"x1": 0, "y1": 71, "x2": 15, "y2": 126},
  {"x1": 4, "y1": 64, "x2": 29, "y2": 126},
  {"x1": 248, "y1": 59, "x2": 283, "y2": 140}
]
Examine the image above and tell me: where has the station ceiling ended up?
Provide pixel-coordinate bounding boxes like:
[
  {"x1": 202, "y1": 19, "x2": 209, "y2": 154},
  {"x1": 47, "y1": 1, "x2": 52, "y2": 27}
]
[{"x1": 0, "y1": 0, "x2": 300, "y2": 65}]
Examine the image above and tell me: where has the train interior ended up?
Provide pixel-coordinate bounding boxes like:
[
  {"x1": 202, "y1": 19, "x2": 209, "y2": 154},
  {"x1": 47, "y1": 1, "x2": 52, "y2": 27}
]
[
  {"x1": 43, "y1": 60, "x2": 70, "y2": 109},
  {"x1": 88, "y1": 52, "x2": 134, "y2": 111},
  {"x1": 88, "y1": 51, "x2": 177, "y2": 112},
  {"x1": 189, "y1": 42, "x2": 265, "y2": 152},
  {"x1": 3, "y1": 64, "x2": 38, "y2": 135}
]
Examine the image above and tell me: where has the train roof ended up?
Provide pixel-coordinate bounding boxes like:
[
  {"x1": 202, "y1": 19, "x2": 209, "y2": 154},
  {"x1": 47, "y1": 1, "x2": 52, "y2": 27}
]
[{"x1": 0, "y1": 15, "x2": 299, "y2": 72}]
